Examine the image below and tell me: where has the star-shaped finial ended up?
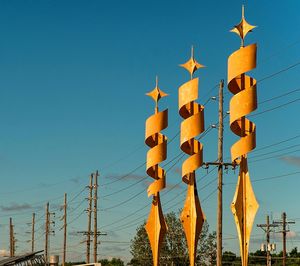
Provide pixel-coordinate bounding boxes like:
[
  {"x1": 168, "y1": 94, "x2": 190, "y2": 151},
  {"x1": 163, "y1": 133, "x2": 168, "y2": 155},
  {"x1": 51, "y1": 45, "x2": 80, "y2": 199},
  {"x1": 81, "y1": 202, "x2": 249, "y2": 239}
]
[
  {"x1": 180, "y1": 46, "x2": 205, "y2": 79},
  {"x1": 146, "y1": 76, "x2": 168, "y2": 111},
  {"x1": 230, "y1": 5, "x2": 256, "y2": 46}
]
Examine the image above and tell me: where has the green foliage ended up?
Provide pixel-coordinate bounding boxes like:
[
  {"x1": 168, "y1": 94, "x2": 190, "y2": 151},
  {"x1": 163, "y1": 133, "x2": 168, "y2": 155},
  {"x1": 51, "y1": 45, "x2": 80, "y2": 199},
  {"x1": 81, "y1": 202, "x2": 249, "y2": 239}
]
[
  {"x1": 290, "y1": 247, "x2": 300, "y2": 258},
  {"x1": 99, "y1": 257, "x2": 124, "y2": 266},
  {"x1": 222, "y1": 251, "x2": 237, "y2": 266},
  {"x1": 129, "y1": 211, "x2": 217, "y2": 265},
  {"x1": 221, "y1": 249, "x2": 300, "y2": 266},
  {"x1": 129, "y1": 222, "x2": 152, "y2": 266}
]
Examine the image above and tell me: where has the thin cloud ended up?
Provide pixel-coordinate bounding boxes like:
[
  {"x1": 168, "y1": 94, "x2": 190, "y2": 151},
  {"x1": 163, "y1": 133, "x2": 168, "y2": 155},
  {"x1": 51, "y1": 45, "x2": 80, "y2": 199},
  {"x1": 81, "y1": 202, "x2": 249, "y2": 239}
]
[
  {"x1": 1, "y1": 203, "x2": 32, "y2": 212},
  {"x1": 102, "y1": 246, "x2": 127, "y2": 252},
  {"x1": 70, "y1": 176, "x2": 82, "y2": 184},
  {"x1": 280, "y1": 156, "x2": 300, "y2": 167},
  {"x1": 106, "y1": 230, "x2": 120, "y2": 238}
]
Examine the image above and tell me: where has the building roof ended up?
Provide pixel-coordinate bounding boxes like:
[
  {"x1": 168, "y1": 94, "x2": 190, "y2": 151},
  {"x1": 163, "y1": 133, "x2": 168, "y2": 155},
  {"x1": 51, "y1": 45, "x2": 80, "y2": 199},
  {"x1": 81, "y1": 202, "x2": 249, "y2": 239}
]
[{"x1": 0, "y1": 251, "x2": 45, "y2": 266}]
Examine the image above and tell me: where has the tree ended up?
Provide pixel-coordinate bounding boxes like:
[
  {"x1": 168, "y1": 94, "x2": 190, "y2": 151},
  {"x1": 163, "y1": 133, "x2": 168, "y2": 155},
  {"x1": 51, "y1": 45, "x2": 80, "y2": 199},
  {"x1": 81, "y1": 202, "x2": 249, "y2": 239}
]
[
  {"x1": 129, "y1": 222, "x2": 152, "y2": 266},
  {"x1": 222, "y1": 251, "x2": 237, "y2": 266},
  {"x1": 290, "y1": 247, "x2": 300, "y2": 258},
  {"x1": 130, "y1": 211, "x2": 216, "y2": 265},
  {"x1": 196, "y1": 221, "x2": 217, "y2": 265},
  {"x1": 99, "y1": 258, "x2": 124, "y2": 266}
]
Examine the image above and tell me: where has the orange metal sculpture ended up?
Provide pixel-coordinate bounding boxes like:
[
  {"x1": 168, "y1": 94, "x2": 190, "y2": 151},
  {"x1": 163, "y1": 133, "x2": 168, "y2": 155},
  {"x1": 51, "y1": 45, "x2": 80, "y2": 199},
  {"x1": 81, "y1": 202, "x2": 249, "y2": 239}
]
[
  {"x1": 179, "y1": 47, "x2": 205, "y2": 266},
  {"x1": 145, "y1": 77, "x2": 168, "y2": 266},
  {"x1": 228, "y1": 6, "x2": 259, "y2": 266}
]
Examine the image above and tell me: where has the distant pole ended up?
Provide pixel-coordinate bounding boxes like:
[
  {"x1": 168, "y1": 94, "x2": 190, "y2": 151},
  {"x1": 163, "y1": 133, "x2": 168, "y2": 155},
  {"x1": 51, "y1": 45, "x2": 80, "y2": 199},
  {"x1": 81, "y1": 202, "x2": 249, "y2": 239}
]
[
  {"x1": 45, "y1": 202, "x2": 49, "y2": 265},
  {"x1": 283, "y1": 212, "x2": 287, "y2": 266},
  {"x1": 266, "y1": 216, "x2": 271, "y2": 266},
  {"x1": 32, "y1": 213, "x2": 35, "y2": 252},
  {"x1": 87, "y1": 174, "x2": 94, "y2": 263},
  {"x1": 93, "y1": 170, "x2": 99, "y2": 263},
  {"x1": 257, "y1": 215, "x2": 277, "y2": 266},
  {"x1": 217, "y1": 80, "x2": 224, "y2": 266},
  {"x1": 9, "y1": 217, "x2": 13, "y2": 257},
  {"x1": 274, "y1": 212, "x2": 295, "y2": 266},
  {"x1": 63, "y1": 193, "x2": 67, "y2": 266}
]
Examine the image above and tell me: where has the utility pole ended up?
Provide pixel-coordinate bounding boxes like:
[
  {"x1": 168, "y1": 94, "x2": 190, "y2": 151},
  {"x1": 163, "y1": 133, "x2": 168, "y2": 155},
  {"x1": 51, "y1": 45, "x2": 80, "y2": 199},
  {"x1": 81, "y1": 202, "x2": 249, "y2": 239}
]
[
  {"x1": 93, "y1": 170, "x2": 99, "y2": 263},
  {"x1": 45, "y1": 202, "x2": 49, "y2": 265},
  {"x1": 204, "y1": 80, "x2": 235, "y2": 266},
  {"x1": 32, "y1": 213, "x2": 35, "y2": 252},
  {"x1": 283, "y1": 212, "x2": 287, "y2": 266},
  {"x1": 62, "y1": 193, "x2": 67, "y2": 266},
  {"x1": 257, "y1": 215, "x2": 278, "y2": 266},
  {"x1": 274, "y1": 212, "x2": 295, "y2": 266},
  {"x1": 9, "y1": 217, "x2": 14, "y2": 257},
  {"x1": 87, "y1": 173, "x2": 93, "y2": 263},
  {"x1": 217, "y1": 80, "x2": 224, "y2": 266}
]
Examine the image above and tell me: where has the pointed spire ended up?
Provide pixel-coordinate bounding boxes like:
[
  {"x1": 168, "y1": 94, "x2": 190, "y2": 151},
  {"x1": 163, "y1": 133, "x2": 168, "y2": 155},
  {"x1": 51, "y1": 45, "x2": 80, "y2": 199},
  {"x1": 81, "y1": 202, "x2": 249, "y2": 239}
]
[
  {"x1": 230, "y1": 5, "x2": 256, "y2": 46},
  {"x1": 146, "y1": 76, "x2": 168, "y2": 111},
  {"x1": 180, "y1": 46, "x2": 205, "y2": 79}
]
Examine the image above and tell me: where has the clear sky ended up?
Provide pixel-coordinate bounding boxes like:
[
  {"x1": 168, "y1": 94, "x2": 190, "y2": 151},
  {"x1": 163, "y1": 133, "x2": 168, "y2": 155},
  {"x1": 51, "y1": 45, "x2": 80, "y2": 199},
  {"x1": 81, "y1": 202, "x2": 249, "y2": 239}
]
[{"x1": 0, "y1": 0, "x2": 300, "y2": 263}]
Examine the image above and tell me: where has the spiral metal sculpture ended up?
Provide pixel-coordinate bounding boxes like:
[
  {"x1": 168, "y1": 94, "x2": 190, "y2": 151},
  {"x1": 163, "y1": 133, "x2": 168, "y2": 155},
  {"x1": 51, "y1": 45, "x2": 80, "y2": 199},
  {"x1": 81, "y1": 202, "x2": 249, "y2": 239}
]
[
  {"x1": 145, "y1": 77, "x2": 168, "y2": 266},
  {"x1": 179, "y1": 47, "x2": 205, "y2": 266},
  {"x1": 228, "y1": 6, "x2": 259, "y2": 266}
]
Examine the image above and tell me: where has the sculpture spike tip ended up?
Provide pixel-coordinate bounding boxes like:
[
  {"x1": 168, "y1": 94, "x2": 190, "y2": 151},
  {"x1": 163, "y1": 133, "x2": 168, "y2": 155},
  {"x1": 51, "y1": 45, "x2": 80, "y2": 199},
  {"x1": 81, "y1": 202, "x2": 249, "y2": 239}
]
[
  {"x1": 230, "y1": 5, "x2": 256, "y2": 45},
  {"x1": 146, "y1": 77, "x2": 168, "y2": 109},
  {"x1": 180, "y1": 47, "x2": 205, "y2": 78}
]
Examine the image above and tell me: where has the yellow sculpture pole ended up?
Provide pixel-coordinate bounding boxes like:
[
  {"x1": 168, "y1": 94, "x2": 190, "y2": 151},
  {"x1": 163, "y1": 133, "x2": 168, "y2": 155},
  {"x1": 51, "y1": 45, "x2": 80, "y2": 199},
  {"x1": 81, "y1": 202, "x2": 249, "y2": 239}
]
[
  {"x1": 179, "y1": 47, "x2": 205, "y2": 266},
  {"x1": 228, "y1": 6, "x2": 259, "y2": 266},
  {"x1": 145, "y1": 77, "x2": 168, "y2": 266}
]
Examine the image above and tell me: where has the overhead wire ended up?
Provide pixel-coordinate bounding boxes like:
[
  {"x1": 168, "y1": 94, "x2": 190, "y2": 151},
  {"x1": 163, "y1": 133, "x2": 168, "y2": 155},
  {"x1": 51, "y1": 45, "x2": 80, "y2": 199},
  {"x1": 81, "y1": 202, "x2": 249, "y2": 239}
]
[
  {"x1": 105, "y1": 167, "x2": 218, "y2": 232},
  {"x1": 224, "y1": 170, "x2": 300, "y2": 185}
]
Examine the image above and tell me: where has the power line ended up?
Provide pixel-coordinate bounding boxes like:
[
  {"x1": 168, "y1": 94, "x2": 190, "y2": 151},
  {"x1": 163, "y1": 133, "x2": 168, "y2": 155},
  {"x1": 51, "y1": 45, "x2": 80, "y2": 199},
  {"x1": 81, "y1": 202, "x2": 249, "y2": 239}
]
[
  {"x1": 253, "y1": 133, "x2": 300, "y2": 153},
  {"x1": 258, "y1": 59, "x2": 300, "y2": 83},
  {"x1": 101, "y1": 189, "x2": 144, "y2": 211},
  {"x1": 101, "y1": 162, "x2": 146, "y2": 187},
  {"x1": 250, "y1": 143, "x2": 300, "y2": 159},
  {"x1": 105, "y1": 167, "x2": 218, "y2": 232},
  {"x1": 224, "y1": 171, "x2": 300, "y2": 185},
  {"x1": 250, "y1": 97, "x2": 300, "y2": 117},
  {"x1": 260, "y1": 88, "x2": 300, "y2": 105},
  {"x1": 102, "y1": 176, "x2": 147, "y2": 198},
  {"x1": 250, "y1": 147, "x2": 300, "y2": 164}
]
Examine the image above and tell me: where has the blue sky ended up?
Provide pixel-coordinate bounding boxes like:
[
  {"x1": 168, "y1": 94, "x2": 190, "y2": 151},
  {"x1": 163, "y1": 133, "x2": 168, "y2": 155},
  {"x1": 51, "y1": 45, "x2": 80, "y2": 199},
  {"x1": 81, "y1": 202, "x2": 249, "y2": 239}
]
[{"x1": 0, "y1": 0, "x2": 300, "y2": 263}]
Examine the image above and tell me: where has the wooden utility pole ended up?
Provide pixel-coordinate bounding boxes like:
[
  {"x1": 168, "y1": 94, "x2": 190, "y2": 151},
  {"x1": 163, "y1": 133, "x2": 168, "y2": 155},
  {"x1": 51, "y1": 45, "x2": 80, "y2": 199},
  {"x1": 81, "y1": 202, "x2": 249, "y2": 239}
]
[
  {"x1": 205, "y1": 80, "x2": 235, "y2": 266},
  {"x1": 32, "y1": 213, "x2": 35, "y2": 252},
  {"x1": 257, "y1": 215, "x2": 278, "y2": 266},
  {"x1": 63, "y1": 193, "x2": 67, "y2": 266},
  {"x1": 45, "y1": 202, "x2": 49, "y2": 265},
  {"x1": 87, "y1": 173, "x2": 94, "y2": 263},
  {"x1": 93, "y1": 170, "x2": 99, "y2": 263},
  {"x1": 283, "y1": 212, "x2": 287, "y2": 266},
  {"x1": 9, "y1": 217, "x2": 13, "y2": 257},
  {"x1": 217, "y1": 80, "x2": 224, "y2": 266},
  {"x1": 274, "y1": 212, "x2": 295, "y2": 266}
]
